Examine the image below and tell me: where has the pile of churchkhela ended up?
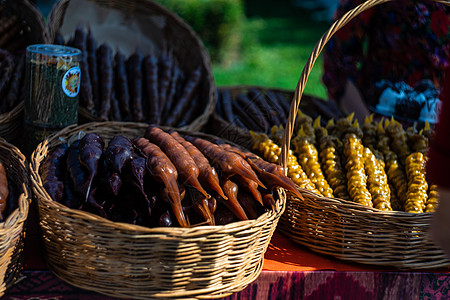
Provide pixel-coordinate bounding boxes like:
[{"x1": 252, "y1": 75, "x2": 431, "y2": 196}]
[
  {"x1": 54, "y1": 25, "x2": 205, "y2": 126},
  {"x1": 251, "y1": 112, "x2": 437, "y2": 213},
  {"x1": 41, "y1": 125, "x2": 301, "y2": 227},
  {"x1": 215, "y1": 87, "x2": 345, "y2": 134}
]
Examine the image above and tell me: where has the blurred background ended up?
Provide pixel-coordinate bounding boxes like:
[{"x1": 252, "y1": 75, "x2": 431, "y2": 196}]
[{"x1": 32, "y1": 0, "x2": 334, "y2": 99}]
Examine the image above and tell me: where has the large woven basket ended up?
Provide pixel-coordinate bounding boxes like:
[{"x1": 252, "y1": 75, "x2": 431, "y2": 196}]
[
  {"x1": 0, "y1": 139, "x2": 31, "y2": 297},
  {"x1": 278, "y1": 0, "x2": 450, "y2": 270},
  {"x1": 207, "y1": 85, "x2": 344, "y2": 150},
  {"x1": 0, "y1": 0, "x2": 48, "y2": 148},
  {"x1": 30, "y1": 121, "x2": 285, "y2": 299},
  {"x1": 47, "y1": 0, "x2": 216, "y2": 132}
]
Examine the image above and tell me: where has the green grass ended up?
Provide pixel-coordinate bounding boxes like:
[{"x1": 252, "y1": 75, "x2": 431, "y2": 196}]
[{"x1": 212, "y1": 3, "x2": 331, "y2": 99}]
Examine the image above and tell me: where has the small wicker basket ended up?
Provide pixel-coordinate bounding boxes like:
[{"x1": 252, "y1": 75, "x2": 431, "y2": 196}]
[
  {"x1": 0, "y1": 1, "x2": 48, "y2": 148},
  {"x1": 277, "y1": 0, "x2": 450, "y2": 270},
  {"x1": 0, "y1": 139, "x2": 31, "y2": 297},
  {"x1": 30, "y1": 121, "x2": 285, "y2": 299},
  {"x1": 47, "y1": 0, "x2": 216, "y2": 132}
]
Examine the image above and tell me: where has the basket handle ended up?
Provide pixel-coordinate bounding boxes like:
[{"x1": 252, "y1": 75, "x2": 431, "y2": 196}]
[{"x1": 280, "y1": 0, "x2": 450, "y2": 170}]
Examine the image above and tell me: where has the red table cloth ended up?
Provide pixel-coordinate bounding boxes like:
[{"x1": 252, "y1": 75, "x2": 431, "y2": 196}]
[{"x1": 3, "y1": 212, "x2": 450, "y2": 299}]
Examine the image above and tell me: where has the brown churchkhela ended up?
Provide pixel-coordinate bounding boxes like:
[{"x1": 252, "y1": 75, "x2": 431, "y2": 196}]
[
  {"x1": 220, "y1": 179, "x2": 248, "y2": 221},
  {"x1": 145, "y1": 126, "x2": 209, "y2": 198},
  {"x1": 234, "y1": 174, "x2": 263, "y2": 205},
  {"x1": 41, "y1": 126, "x2": 304, "y2": 228},
  {"x1": 133, "y1": 137, "x2": 189, "y2": 227},
  {"x1": 186, "y1": 136, "x2": 265, "y2": 188},
  {"x1": 218, "y1": 143, "x2": 303, "y2": 199},
  {"x1": 187, "y1": 188, "x2": 215, "y2": 226},
  {"x1": 169, "y1": 131, "x2": 227, "y2": 200}
]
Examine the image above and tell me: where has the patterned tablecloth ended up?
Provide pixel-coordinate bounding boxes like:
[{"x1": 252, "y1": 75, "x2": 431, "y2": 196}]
[
  {"x1": 3, "y1": 230, "x2": 450, "y2": 300},
  {"x1": 3, "y1": 268, "x2": 450, "y2": 300}
]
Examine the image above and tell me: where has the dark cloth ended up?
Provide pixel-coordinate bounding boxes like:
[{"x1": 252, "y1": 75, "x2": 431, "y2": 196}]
[{"x1": 427, "y1": 67, "x2": 450, "y2": 188}]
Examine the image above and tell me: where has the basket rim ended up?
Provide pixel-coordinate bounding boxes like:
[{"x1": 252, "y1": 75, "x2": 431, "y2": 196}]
[{"x1": 30, "y1": 121, "x2": 286, "y2": 236}]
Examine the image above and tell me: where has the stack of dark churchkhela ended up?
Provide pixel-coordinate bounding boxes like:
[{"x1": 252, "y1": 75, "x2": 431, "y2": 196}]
[
  {"x1": 55, "y1": 25, "x2": 203, "y2": 127},
  {"x1": 41, "y1": 126, "x2": 301, "y2": 227},
  {"x1": 215, "y1": 87, "x2": 345, "y2": 134},
  {"x1": 0, "y1": 49, "x2": 25, "y2": 114}
]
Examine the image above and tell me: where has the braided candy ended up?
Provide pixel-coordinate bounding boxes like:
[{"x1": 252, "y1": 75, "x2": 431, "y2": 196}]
[
  {"x1": 318, "y1": 133, "x2": 350, "y2": 200},
  {"x1": 363, "y1": 147, "x2": 392, "y2": 211},
  {"x1": 292, "y1": 128, "x2": 334, "y2": 197},
  {"x1": 376, "y1": 120, "x2": 408, "y2": 208},
  {"x1": 404, "y1": 152, "x2": 428, "y2": 213},
  {"x1": 425, "y1": 184, "x2": 439, "y2": 213},
  {"x1": 343, "y1": 133, "x2": 372, "y2": 207}
]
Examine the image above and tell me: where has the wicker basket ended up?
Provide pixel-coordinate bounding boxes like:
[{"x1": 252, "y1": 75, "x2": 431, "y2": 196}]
[
  {"x1": 0, "y1": 139, "x2": 31, "y2": 297},
  {"x1": 0, "y1": 1, "x2": 49, "y2": 148},
  {"x1": 30, "y1": 121, "x2": 285, "y2": 299},
  {"x1": 207, "y1": 85, "x2": 345, "y2": 150},
  {"x1": 277, "y1": 0, "x2": 450, "y2": 270},
  {"x1": 47, "y1": 0, "x2": 216, "y2": 132}
]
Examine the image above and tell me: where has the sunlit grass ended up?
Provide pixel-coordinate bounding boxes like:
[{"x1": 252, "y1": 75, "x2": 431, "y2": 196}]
[{"x1": 212, "y1": 14, "x2": 330, "y2": 99}]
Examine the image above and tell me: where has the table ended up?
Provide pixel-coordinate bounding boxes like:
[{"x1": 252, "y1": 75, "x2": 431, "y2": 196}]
[{"x1": 2, "y1": 209, "x2": 450, "y2": 299}]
